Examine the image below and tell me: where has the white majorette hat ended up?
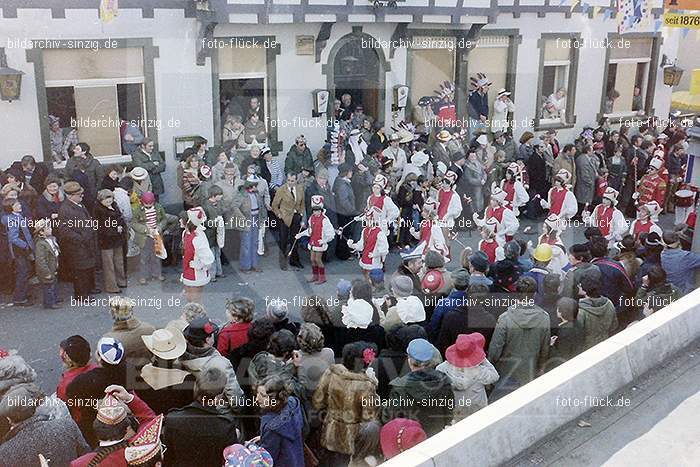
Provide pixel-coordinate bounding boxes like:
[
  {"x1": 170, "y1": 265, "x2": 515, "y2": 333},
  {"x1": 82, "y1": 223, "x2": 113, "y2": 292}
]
[
  {"x1": 491, "y1": 186, "x2": 508, "y2": 204},
  {"x1": 401, "y1": 242, "x2": 426, "y2": 261},
  {"x1": 443, "y1": 170, "x2": 458, "y2": 186},
  {"x1": 411, "y1": 151, "x2": 429, "y2": 166},
  {"x1": 311, "y1": 195, "x2": 324, "y2": 209},
  {"x1": 649, "y1": 157, "x2": 663, "y2": 171},
  {"x1": 423, "y1": 197, "x2": 438, "y2": 213},
  {"x1": 555, "y1": 168, "x2": 572, "y2": 184},
  {"x1": 187, "y1": 206, "x2": 207, "y2": 226},
  {"x1": 642, "y1": 201, "x2": 662, "y2": 221},
  {"x1": 497, "y1": 88, "x2": 511, "y2": 98},
  {"x1": 602, "y1": 187, "x2": 619, "y2": 206},
  {"x1": 199, "y1": 164, "x2": 212, "y2": 179},
  {"x1": 484, "y1": 217, "x2": 498, "y2": 235},
  {"x1": 476, "y1": 134, "x2": 489, "y2": 146},
  {"x1": 507, "y1": 162, "x2": 520, "y2": 174},
  {"x1": 544, "y1": 213, "x2": 563, "y2": 232},
  {"x1": 373, "y1": 173, "x2": 388, "y2": 190}
]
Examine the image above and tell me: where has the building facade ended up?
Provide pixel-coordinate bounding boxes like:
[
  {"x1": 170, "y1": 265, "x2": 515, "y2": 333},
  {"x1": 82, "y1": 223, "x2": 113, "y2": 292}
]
[{"x1": 0, "y1": 0, "x2": 680, "y2": 204}]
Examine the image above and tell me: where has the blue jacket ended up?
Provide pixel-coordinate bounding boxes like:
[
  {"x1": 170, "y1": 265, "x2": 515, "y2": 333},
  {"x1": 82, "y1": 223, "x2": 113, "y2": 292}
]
[
  {"x1": 661, "y1": 248, "x2": 700, "y2": 295},
  {"x1": 592, "y1": 257, "x2": 635, "y2": 311},
  {"x1": 1, "y1": 213, "x2": 34, "y2": 258},
  {"x1": 428, "y1": 290, "x2": 467, "y2": 341},
  {"x1": 260, "y1": 396, "x2": 305, "y2": 467},
  {"x1": 523, "y1": 267, "x2": 549, "y2": 305},
  {"x1": 468, "y1": 91, "x2": 489, "y2": 120}
]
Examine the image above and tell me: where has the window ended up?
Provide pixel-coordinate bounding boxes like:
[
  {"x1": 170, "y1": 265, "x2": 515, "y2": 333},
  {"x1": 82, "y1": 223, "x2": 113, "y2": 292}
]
[
  {"x1": 408, "y1": 37, "x2": 456, "y2": 106},
  {"x1": 218, "y1": 44, "x2": 268, "y2": 149},
  {"x1": 538, "y1": 38, "x2": 575, "y2": 126},
  {"x1": 467, "y1": 35, "x2": 511, "y2": 120},
  {"x1": 43, "y1": 48, "x2": 146, "y2": 158},
  {"x1": 604, "y1": 38, "x2": 653, "y2": 117}
]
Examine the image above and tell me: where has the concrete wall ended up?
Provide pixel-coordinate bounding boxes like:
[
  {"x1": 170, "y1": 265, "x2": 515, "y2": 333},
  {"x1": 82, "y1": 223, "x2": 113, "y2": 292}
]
[{"x1": 383, "y1": 288, "x2": 700, "y2": 467}]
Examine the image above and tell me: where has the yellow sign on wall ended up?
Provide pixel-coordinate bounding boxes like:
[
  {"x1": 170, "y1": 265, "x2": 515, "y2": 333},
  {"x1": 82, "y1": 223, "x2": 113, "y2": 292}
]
[
  {"x1": 665, "y1": 0, "x2": 700, "y2": 10},
  {"x1": 664, "y1": 12, "x2": 700, "y2": 28}
]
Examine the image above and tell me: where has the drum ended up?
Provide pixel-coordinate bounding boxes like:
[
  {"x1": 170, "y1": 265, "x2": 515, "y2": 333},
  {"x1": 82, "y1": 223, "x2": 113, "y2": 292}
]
[{"x1": 675, "y1": 189, "x2": 695, "y2": 207}]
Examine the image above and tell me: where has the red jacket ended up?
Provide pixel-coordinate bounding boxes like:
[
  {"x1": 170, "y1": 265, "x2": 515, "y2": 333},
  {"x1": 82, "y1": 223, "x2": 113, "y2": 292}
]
[
  {"x1": 216, "y1": 321, "x2": 252, "y2": 358},
  {"x1": 57, "y1": 364, "x2": 98, "y2": 422},
  {"x1": 70, "y1": 394, "x2": 156, "y2": 467}
]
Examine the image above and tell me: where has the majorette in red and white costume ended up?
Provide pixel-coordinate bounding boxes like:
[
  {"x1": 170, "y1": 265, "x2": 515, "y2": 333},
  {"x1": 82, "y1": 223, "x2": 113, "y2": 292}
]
[
  {"x1": 347, "y1": 206, "x2": 389, "y2": 272},
  {"x1": 366, "y1": 173, "x2": 399, "y2": 234},
  {"x1": 410, "y1": 198, "x2": 449, "y2": 260},
  {"x1": 634, "y1": 156, "x2": 667, "y2": 207},
  {"x1": 629, "y1": 200, "x2": 663, "y2": 240},
  {"x1": 584, "y1": 187, "x2": 627, "y2": 247},
  {"x1": 538, "y1": 213, "x2": 568, "y2": 277},
  {"x1": 436, "y1": 170, "x2": 463, "y2": 228},
  {"x1": 478, "y1": 217, "x2": 504, "y2": 263},
  {"x1": 296, "y1": 195, "x2": 336, "y2": 284},
  {"x1": 473, "y1": 185, "x2": 519, "y2": 244},
  {"x1": 501, "y1": 162, "x2": 529, "y2": 216},
  {"x1": 181, "y1": 207, "x2": 215, "y2": 287},
  {"x1": 540, "y1": 168, "x2": 578, "y2": 227}
]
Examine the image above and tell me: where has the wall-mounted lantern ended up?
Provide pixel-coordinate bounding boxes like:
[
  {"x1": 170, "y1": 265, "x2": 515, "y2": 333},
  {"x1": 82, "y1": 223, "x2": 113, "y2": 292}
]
[{"x1": 0, "y1": 48, "x2": 24, "y2": 102}]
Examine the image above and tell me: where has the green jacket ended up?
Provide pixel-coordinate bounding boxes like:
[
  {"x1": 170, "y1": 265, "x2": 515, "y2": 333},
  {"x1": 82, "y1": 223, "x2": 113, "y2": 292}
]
[
  {"x1": 131, "y1": 148, "x2": 166, "y2": 195},
  {"x1": 560, "y1": 262, "x2": 601, "y2": 299},
  {"x1": 577, "y1": 296, "x2": 618, "y2": 350},
  {"x1": 284, "y1": 145, "x2": 314, "y2": 176},
  {"x1": 131, "y1": 203, "x2": 168, "y2": 248},
  {"x1": 636, "y1": 283, "x2": 681, "y2": 315},
  {"x1": 488, "y1": 303, "x2": 551, "y2": 385},
  {"x1": 34, "y1": 237, "x2": 59, "y2": 284}
]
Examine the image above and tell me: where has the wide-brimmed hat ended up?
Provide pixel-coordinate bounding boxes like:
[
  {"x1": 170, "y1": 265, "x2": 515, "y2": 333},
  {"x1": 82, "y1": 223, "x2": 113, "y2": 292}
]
[
  {"x1": 142, "y1": 328, "x2": 187, "y2": 360},
  {"x1": 411, "y1": 151, "x2": 429, "y2": 166},
  {"x1": 186, "y1": 206, "x2": 207, "y2": 226},
  {"x1": 130, "y1": 167, "x2": 149, "y2": 181},
  {"x1": 389, "y1": 132, "x2": 402, "y2": 142},
  {"x1": 63, "y1": 181, "x2": 84, "y2": 195},
  {"x1": 497, "y1": 88, "x2": 511, "y2": 98},
  {"x1": 436, "y1": 130, "x2": 452, "y2": 142},
  {"x1": 602, "y1": 187, "x2": 619, "y2": 206},
  {"x1": 380, "y1": 418, "x2": 427, "y2": 459},
  {"x1": 445, "y1": 333, "x2": 486, "y2": 368}
]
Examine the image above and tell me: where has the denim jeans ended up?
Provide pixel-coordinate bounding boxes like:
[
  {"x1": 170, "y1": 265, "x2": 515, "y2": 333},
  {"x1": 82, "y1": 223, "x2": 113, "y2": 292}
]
[
  {"x1": 208, "y1": 245, "x2": 223, "y2": 277},
  {"x1": 139, "y1": 236, "x2": 162, "y2": 280},
  {"x1": 12, "y1": 254, "x2": 29, "y2": 302},
  {"x1": 239, "y1": 215, "x2": 259, "y2": 270},
  {"x1": 43, "y1": 280, "x2": 58, "y2": 308}
]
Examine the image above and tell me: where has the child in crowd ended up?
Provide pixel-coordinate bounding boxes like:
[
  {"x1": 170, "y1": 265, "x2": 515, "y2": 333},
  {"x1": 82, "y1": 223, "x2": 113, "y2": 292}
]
[
  {"x1": 217, "y1": 297, "x2": 255, "y2": 358},
  {"x1": 33, "y1": 218, "x2": 60, "y2": 309}
]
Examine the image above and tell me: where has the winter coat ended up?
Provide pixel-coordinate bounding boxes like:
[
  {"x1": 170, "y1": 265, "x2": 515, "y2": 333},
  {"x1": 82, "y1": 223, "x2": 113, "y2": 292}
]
[
  {"x1": 334, "y1": 176, "x2": 358, "y2": 217},
  {"x1": 56, "y1": 200, "x2": 97, "y2": 271},
  {"x1": 428, "y1": 290, "x2": 468, "y2": 341},
  {"x1": 462, "y1": 160, "x2": 486, "y2": 214},
  {"x1": 553, "y1": 153, "x2": 577, "y2": 188},
  {"x1": 494, "y1": 138, "x2": 517, "y2": 163},
  {"x1": 179, "y1": 344, "x2": 245, "y2": 409},
  {"x1": 0, "y1": 415, "x2": 90, "y2": 467},
  {"x1": 94, "y1": 202, "x2": 127, "y2": 250},
  {"x1": 163, "y1": 401, "x2": 239, "y2": 467},
  {"x1": 434, "y1": 303, "x2": 497, "y2": 357},
  {"x1": 64, "y1": 154, "x2": 104, "y2": 194},
  {"x1": 436, "y1": 359, "x2": 499, "y2": 422},
  {"x1": 230, "y1": 187, "x2": 259, "y2": 232},
  {"x1": 487, "y1": 303, "x2": 551, "y2": 386},
  {"x1": 285, "y1": 145, "x2": 314, "y2": 176},
  {"x1": 34, "y1": 236, "x2": 59, "y2": 284},
  {"x1": 591, "y1": 257, "x2": 635, "y2": 311},
  {"x1": 635, "y1": 283, "x2": 682, "y2": 315},
  {"x1": 575, "y1": 153, "x2": 600, "y2": 205},
  {"x1": 260, "y1": 396, "x2": 305, "y2": 467},
  {"x1": 660, "y1": 248, "x2": 700, "y2": 296},
  {"x1": 578, "y1": 296, "x2": 618, "y2": 350},
  {"x1": 217, "y1": 321, "x2": 252, "y2": 358},
  {"x1": 382, "y1": 368, "x2": 453, "y2": 436},
  {"x1": 35, "y1": 188, "x2": 65, "y2": 220},
  {"x1": 131, "y1": 147, "x2": 166, "y2": 195},
  {"x1": 313, "y1": 364, "x2": 380, "y2": 455},
  {"x1": 305, "y1": 179, "x2": 337, "y2": 217},
  {"x1": 331, "y1": 325, "x2": 386, "y2": 357},
  {"x1": 560, "y1": 262, "x2": 601, "y2": 299},
  {"x1": 103, "y1": 318, "x2": 156, "y2": 368},
  {"x1": 616, "y1": 251, "x2": 642, "y2": 281},
  {"x1": 527, "y1": 151, "x2": 548, "y2": 198},
  {"x1": 548, "y1": 320, "x2": 586, "y2": 368},
  {"x1": 131, "y1": 202, "x2": 167, "y2": 249},
  {"x1": 248, "y1": 352, "x2": 304, "y2": 399},
  {"x1": 297, "y1": 348, "x2": 334, "y2": 397}
]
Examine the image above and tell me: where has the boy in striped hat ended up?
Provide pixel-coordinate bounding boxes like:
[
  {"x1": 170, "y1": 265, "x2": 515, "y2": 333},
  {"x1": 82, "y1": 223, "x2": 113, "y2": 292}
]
[{"x1": 295, "y1": 195, "x2": 336, "y2": 284}]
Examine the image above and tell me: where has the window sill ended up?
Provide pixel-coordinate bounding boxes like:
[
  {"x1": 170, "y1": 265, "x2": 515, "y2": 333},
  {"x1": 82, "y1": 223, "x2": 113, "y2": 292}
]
[
  {"x1": 604, "y1": 113, "x2": 650, "y2": 125},
  {"x1": 53, "y1": 154, "x2": 133, "y2": 170},
  {"x1": 534, "y1": 121, "x2": 577, "y2": 132}
]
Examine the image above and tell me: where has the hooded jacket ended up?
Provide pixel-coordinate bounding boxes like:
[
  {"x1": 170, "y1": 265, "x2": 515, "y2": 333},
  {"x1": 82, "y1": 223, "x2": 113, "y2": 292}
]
[
  {"x1": 635, "y1": 282, "x2": 681, "y2": 315},
  {"x1": 487, "y1": 303, "x2": 551, "y2": 386},
  {"x1": 179, "y1": 344, "x2": 244, "y2": 410},
  {"x1": 260, "y1": 396, "x2": 305, "y2": 467},
  {"x1": 382, "y1": 368, "x2": 454, "y2": 437},
  {"x1": 436, "y1": 359, "x2": 499, "y2": 422},
  {"x1": 313, "y1": 364, "x2": 380, "y2": 455},
  {"x1": 577, "y1": 296, "x2": 618, "y2": 350}
]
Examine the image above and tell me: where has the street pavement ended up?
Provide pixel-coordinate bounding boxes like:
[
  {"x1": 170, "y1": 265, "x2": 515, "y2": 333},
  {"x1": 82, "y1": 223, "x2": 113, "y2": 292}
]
[{"x1": 505, "y1": 338, "x2": 700, "y2": 467}]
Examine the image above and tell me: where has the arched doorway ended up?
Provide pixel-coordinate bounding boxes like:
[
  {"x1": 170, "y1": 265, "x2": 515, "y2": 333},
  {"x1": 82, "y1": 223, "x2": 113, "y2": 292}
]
[{"x1": 327, "y1": 31, "x2": 387, "y2": 123}]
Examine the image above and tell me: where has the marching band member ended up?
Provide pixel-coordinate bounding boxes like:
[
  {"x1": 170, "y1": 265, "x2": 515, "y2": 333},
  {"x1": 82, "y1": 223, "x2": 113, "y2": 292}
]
[
  {"x1": 295, "y1": 195, "x2": 336, "y2": 284},
  {"x1": 538, "y1": 213, "x2": 568, "y2": 277},
  {"x1": 629, "y1": 201, "x2": 663, "y2": 241},
  {"x1": 583, "y1": 187, "x2": 627, "y2": 248},
  {"x1": 409, "y1": 198, "x2": 449, "y2": 260},
  {"x1": 347, "y1": 207, "x2": 389, "y2": 279},
  {"x1": 473, "y1": 185, "x2": 519, "y2": 244},
  {"x1": 367, "y1": 173, "x2": 399, "y2": 234},
  {"x1": 436, "y1": 170, "x2": 463, "y2": 243},
  {"x1": 540, "y1": 168, "x2": 578, "y2": 228},
  {"x1": 501, "y1": 162, "x2": 529, "y2": 216},
  {"x1": 634, "y1": 157, "x2": 667, "y2": 207},
  {"x1": 478, "y1": 217, "x2": 503, "y2": 263}
]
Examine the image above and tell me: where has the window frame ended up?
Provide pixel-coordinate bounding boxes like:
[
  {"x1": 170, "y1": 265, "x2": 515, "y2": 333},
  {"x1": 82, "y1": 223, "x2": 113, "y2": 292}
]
[
  {"x1": 598, "y1": 33, "x2": 661, "y2": 123},
  {"x1": 26, "y1": 38, "x2": 159, "y2": 165},
  {"x1": 535, "y1": 33, "x2": 581, "y2": 131}
]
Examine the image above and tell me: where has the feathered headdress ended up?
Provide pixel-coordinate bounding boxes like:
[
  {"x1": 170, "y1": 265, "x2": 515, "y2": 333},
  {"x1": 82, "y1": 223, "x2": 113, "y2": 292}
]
[
  {"x1": 469, "y1": 73, "x2": 492, "y2": 91},
  {"x1": 328, "y1": 122, "x2": 345, "y2": 166},
  {"x1": 434, "y1": 81, "x2": 455, "y2": 99}
]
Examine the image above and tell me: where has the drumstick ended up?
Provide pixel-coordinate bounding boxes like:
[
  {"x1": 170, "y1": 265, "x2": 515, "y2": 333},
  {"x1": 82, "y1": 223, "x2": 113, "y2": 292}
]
[{"x1": 287, "y1": 224, "x2": 304, "y2": 258}]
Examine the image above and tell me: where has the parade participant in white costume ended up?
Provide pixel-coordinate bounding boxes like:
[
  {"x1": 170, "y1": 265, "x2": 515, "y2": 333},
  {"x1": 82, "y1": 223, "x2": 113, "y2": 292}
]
[
  {"x1": 478, "y1": 217, "x2": 504, "y2": 263},
  {"x1": 583, "y1": 187, "x2": 627, "y2": 248},
  {"x1": 540, "y1": 168, "x2": 578, "y2": 229},
  {"x1": 473, "y1": 185, "x2": 519, "y2": 244},
  {"x1": 538, "y1": 213, "x2": 568, "y2": 277},
  {"x1": 366, "y1": 173, "x2": 399, "y2": 234},
  {"x1": 500, "y1": 162, "x2": 529, "y2": 216},
  {"x1": 409, "y1": 198, "x2": 449, "y2": 260},
  {"x1": 347, "y1": 207, "x2": 389, "y2": 279},
  {"x1": 348, "y1": 128, "x2": 367, "y2": 166},
  {"x1": 628, "y1": 200, "x2": 663, "y2": 241},
  {"x1": 436, "y1": 170, "x2": 463, "y2": 246},
  {"x1": 295, "y1": 195, "x2": 336, "y2": 284}
]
